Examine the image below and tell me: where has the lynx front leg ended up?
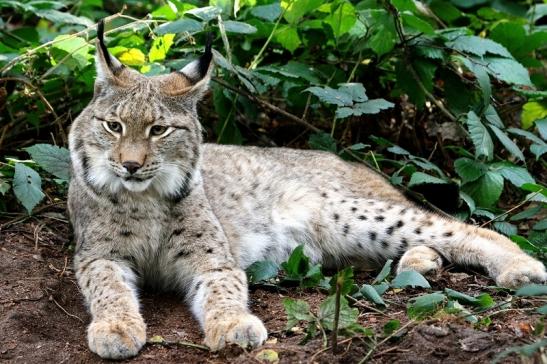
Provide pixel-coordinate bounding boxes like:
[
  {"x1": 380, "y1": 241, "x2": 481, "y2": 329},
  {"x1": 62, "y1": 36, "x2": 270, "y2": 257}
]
[
  {"x1": 76, "y1": 257, "x2": 145, "y2": 359},
  {"x1": 188, "y1": 268, "x2": 267, "y2": 350}
]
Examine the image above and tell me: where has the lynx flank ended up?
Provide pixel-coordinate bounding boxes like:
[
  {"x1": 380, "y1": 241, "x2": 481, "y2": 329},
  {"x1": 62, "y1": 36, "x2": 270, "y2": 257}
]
[{"x1": 68, "y1": 21, "x2": 546, "y2": 359}]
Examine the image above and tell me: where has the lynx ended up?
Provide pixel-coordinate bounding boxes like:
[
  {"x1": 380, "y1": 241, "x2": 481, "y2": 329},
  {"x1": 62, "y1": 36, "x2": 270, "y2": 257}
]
[{"x1": 68, "y1": 21, "x2": 546, "y2": 359}]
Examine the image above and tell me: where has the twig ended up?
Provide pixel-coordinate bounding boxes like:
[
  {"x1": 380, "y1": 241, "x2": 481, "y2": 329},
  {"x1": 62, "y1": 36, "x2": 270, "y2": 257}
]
[
  {"x1": 385, "y1": 2, "x2": 458, "y2": 123},
  {"x1": 148, "y1": 339, "x2": 209, "y2": 351},
  {"x1": 358, "y1": 319, "x2": 415, "y2": 364},
  {"x1": 212, "y1": 77, "x2": 321, "y2": 133},
  {"x1": 49, "y1": 294, "x2": 84, "y2": 323},
  {"x1": 308, "y1": 337, "x2": 354, "y2": 363},
  {"x1": 480, "y1": 190, "x2": 543, "y2": 227}
]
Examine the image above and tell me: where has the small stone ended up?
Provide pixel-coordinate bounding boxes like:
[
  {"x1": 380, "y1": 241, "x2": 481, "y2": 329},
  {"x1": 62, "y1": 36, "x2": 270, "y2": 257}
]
[{"x1": 255, "y1": 349, "x2": 279, "y2": 363}]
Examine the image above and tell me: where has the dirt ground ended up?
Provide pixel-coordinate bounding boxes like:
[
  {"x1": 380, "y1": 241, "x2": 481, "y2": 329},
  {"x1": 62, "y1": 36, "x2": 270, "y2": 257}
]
[{"x1": 1, "y1": 208, "x2": 545, "y2": 363}]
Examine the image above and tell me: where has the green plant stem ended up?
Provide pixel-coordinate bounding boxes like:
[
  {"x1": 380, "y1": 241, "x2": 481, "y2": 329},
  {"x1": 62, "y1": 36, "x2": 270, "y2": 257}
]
[
  {"x1": 248, "y1": 1, "x2": 291, "y2": 70},
  {"x1": 331, "y1": 275, "x2": 342, "y2": 354}
]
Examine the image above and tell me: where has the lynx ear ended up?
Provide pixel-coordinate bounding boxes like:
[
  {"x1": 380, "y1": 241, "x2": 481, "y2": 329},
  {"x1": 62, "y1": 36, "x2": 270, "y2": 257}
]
[
  {"x1": 95, "y1": 19, "x2": 131, "y2": 87},
  {"x1": 160, "y1": 34, "x2": 213, "y2": 98}
]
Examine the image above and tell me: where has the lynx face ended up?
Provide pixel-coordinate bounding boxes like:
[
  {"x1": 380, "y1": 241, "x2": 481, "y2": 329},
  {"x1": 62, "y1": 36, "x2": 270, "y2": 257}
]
[{"x1": 70, "y1": 36, "x2": 212, "y2": 199}]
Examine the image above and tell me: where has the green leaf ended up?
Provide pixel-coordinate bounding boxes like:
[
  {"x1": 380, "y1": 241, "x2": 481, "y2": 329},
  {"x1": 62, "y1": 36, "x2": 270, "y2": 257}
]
[
  {"x1": 515, "y1": 284, "x2": 547, "y2": 297},
  {"x1": 493, "y1": 221, "x2": 518, "y2": 237},
  {"x1": 489, "y1": 162, "x2": 535, "y2": 188},
  {"x1": 521, "y1": 101, "x2": 547, "y2": 130},
  {"x1": 407, "y1": 292, "x2": 446, "y2": 319},
  {"x1": 401, "y1": 13, "x2": 435, "y2": 35},
  {"x1": 483, "y1": 104, "x2": 503, "y2": 128},
  {"x1": 466, "y1": 110, "x2": 493, "y2": 161},
  {"x1": 408, "y1": 172, "x2": 447, "y2": 187},
  {"x1": 156, "y1": 18, "x2": 203, "y2": 35},
  {"x1": 148, "y1": 34, "x2": 175, "y2": 63},
  {"x1": 484, "y1": 57, "x2": 532, "y2": 87},
  {"x1": 454, "y1": 158, "x2": 487, "y2": 184},
  {"x1": 537, "y1": 305, "x2": 547, "y2": 315},
  {"x1": 396, "y1": 59, "x2": 437, "y2": 108},
  {"x1": 324, "y1": 1, "x2": 356, "y2": 38},
  {"x1": 34, "y1": 9, "x2": 93, "y2": 26},
  {"x1": 392, "y1": 270, "x2": 431, "y2": 289},
  {"x1": 282, "y1": 0, "x2": 322, "y2": 24},
  {"x1": 507, "y1": 128, "x2": 544, "y2": 145},
  {"x1": 338, "y1": 83, "x2": 367, "y2": 102},
  {"x1": 360, "y1": 284, "x2": 386, "y2": 306},
  {"x1": 246, "y1": 260, "x2": 279, "y2": 284},
  {"x1": 368, "y1": 10, "x2": 397, "y2": 56},
  {"x1": 24, "y1": 144, "x2": 70, "y2": 180},
  {"x1": 319, "y1": 295, "x2": 359, "y2": 330},
  {"x1": 373, "y1": 259, "x2": 392, "y2": 284},
  {"x1": 446, "y1": 35, "x2": 512, "y2": 58},
  {"x1": 250, "y1": 2, "x2": 282, "y2": 21},
  {"x1": 488, "y1": 125, "x2": 525, "y2": 162},
  {"x1": 118, "y1": 48, "x2": 146, "y2": 66},
  {"x1": 13, "y1": 163, "x2": 45, "y2": 214},
  {"x1": 305, "y1": 86, "x2": 353, "y2": 107},
  {"x1": 536, "y1": 118, "x2": 547, "y2": 140},
  {"x1": 273, "y1": 24, "x2": 301, "y2": 52},
  {"x1": 510, "y1": 206, "x2": 542, "y2": 221},
  {"x1": 281, "y1": 245, "x2": 324, "y2": 287},
  {"x1": 352, "y1": 99, "x2": 394, "y2": 115},
  {"x1": 186, "y1": 6, "x2": 222, "y2": 21},
  {"x1": 283, "y1": 298, "x2": 313, "y2": 330},
  {"x1": 462, "y1": 171, "x2": 504, "y2": 207},
  {"x1": 308, "y1": 132, "x2": 336, "y2": 152},
  {"x1": 533, "y1": 218, "x2": 547, "y2": 231},
  {"x1": 329, "y1": 267, "x2": 354, "y2": 296},
  {"x1": 223, "y1": 20, "x2": 257, "y2": 34},
  {"x1": 383, "y1": 320, "x2": 401, "y2": 335},
  {"x1": 51, "y1": 35, "x2": 92, "y2": 70}
]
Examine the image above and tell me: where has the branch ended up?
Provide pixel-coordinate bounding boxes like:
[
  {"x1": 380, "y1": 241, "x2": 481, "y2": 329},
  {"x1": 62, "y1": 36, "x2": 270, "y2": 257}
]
[{"x1": 212, "y1": 77, "x2": 321, "y2": 133}]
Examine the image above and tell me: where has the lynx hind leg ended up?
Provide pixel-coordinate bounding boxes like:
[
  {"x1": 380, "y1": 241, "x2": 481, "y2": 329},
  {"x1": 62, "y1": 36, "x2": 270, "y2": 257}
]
[{"x1": 396, "y1": 246, "x2": 443, "y2": 275}]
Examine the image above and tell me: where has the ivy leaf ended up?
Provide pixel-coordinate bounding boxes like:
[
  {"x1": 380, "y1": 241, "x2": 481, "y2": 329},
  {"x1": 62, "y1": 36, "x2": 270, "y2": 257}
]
[
  {"x1": 246, "y1": 260, "x2": 279, "y2": 284},
  {"x1": 454, "y1": 158, "x2": 487, "y2": 184},
  {"x1": 223, "y1": 20, "x2": 257, "y2": 34},
  {"x1": 489, "y1": 162, "x2": 535, "y2": 187},
  {"x1": 324, "y1": 1, "x2": 356, "y2": 38},
  {"x1": 251, "y1": 2, "x2": 282, "y2": 21},
  {"x1": 156, "y1": 18, "x2": 203, "y2": 35},
  {"x1": 488, "y1": 125, "x2": 525, "y2": 162},
  {"x1": 148, "y1": 34, "x2": 175, "y2": 62},
  {"x1": 462, "y1": 171, "x2": 504, "y2": 207},
  {"x1": 408, "y1": 172, "x2": 448, "y2": 188},
  {"x1": 283, "y1": 298, "x2": 313, "y2": 330},
  {"x1": 484, "y1": 57, "x2": 533, "y2": 86},
  {"x1": 305, "y1": 86, "x2": 353, "y2": 107},
  {"x1": 13, "y1": 163, "x2": 45, "y2": 214},
  {"x1": 282, "y1": 0, "x2": 322, "y2": 24},
  {"x1": 515, "y1": 284, "x2": 547, "y2": 297},
  {"x1": 407, "y1": 292, "x2": 446, "y2": 319},
  {"x1": 360, "y1": 284, "x2": 386, "y2": 306},
  {"x1": 446, "y1": 35, "x2": 512, "y2": 58},
  {"x1": 319, "y1": 295, "x2": 359, "y2": 330},
  {"x1": 391, "y1": 270, "x2": 431, "y2": 288},
  {"x1": 273, "y1": 24, "x2": 301, "y2": 52},
  {"x1": 401, "y1": 13, "x2": 435, "y2": 35},
  {"x1": 372, "y1": 259, "x2": 393, "y2": 284},
  {"x1": 24, "y1": 144, "x2": 70, "y2": 181},
  {"x1": 466, "y1": 110, "x2": 494, "y2": 161}
]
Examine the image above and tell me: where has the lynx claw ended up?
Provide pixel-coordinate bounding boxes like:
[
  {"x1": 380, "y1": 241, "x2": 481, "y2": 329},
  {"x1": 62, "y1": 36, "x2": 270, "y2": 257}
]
[
  {"x1": 204, "y1": 313, "x2": 268, "y2": 351},
  {"x1": 87, "y1": 317, "x2": 146, "y2": 359}
]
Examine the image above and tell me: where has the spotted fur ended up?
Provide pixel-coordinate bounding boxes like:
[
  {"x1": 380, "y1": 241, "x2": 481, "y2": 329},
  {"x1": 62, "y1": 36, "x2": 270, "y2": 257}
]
[{"x1": 68, "y1": 23, "x2": 546, "y2": 359}]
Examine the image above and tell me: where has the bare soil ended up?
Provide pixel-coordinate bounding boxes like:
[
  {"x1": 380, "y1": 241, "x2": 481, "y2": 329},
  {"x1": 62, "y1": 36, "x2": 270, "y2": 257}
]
[{"x1": 1, "y1": 211, "x2": 545, "y2": 363}]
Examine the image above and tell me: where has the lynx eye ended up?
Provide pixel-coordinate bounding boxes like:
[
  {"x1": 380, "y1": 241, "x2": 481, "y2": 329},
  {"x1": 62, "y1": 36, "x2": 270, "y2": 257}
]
[
  {"x1": 102, "y1": 121, "x2": 123, "y2": 134},
  {"x1": 149, "y1": 125, "x2": 173, "y2": 138}
]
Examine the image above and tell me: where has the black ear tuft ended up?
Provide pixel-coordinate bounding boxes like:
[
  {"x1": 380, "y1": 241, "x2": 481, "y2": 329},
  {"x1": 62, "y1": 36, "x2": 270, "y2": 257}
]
[
  {"x1": 97, "y1": 19, "x2": 113, "y2": 69},
  {"x1": 197, "y1": 33, "x2": 213, "y2": 79}
]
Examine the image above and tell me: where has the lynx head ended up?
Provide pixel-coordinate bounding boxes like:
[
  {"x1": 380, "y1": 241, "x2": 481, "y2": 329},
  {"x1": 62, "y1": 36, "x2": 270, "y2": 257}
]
[{"x1": 69, "y1": 20, "x2": 212, "y2": 200}]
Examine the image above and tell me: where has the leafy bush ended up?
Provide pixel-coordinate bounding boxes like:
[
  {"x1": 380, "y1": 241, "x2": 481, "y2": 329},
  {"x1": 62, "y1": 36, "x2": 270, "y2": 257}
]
[{"x1": 0, "y1": 0, "x2": 545, "y2": 254}]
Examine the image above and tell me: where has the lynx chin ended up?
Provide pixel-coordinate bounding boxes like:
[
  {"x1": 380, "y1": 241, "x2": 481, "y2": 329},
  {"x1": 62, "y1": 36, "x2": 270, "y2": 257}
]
[{"x1": 68, "y1": 20, "x2": 546, "y2": 359}]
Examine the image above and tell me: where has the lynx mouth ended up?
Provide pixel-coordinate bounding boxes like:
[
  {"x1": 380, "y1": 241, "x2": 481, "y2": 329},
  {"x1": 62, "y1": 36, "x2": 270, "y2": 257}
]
[{"x1": 120, "y1": 176, "x2": 154, "y2": 192}]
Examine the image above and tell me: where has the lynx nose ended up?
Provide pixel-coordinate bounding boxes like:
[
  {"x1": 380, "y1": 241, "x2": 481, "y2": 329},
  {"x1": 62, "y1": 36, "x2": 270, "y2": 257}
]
[{"x1": 122, "y1": 161, "x2": 142, "y2": 175}]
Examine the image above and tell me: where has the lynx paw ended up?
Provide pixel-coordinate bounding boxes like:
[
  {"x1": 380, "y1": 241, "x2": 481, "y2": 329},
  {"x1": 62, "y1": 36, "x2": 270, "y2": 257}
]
[
  {"x1": 204, "y1": 312, "x2": 268, "y2": 351},
  {"x1": 87, "y1": 316, "x2": 146, "y2": 359},
  {"x1": 495, "y1": 258, "x2": 547, "y2": 289},
  {"x1": 397, "y1": 246, "x2": 443, "y2": 275}
]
